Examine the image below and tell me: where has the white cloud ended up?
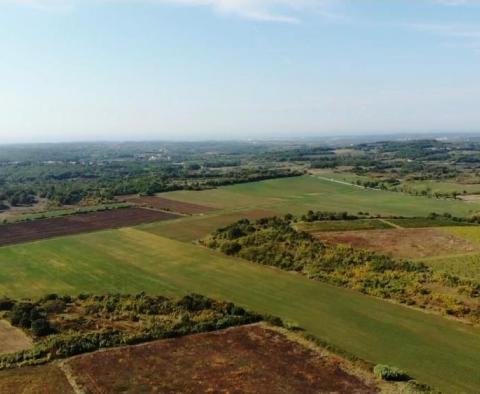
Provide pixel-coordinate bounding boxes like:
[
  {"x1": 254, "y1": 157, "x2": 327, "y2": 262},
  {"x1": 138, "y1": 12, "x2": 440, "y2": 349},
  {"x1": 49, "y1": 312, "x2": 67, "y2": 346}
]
[{"x1": 0, "y1": 0, "x2": 339, "y2": 22}]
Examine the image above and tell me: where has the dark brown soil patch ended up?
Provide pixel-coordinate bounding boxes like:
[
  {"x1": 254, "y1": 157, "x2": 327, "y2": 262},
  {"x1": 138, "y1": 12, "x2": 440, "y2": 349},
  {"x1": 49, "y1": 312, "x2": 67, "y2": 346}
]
[
  {"x1": 124, "y1": 196, "x2": 217, "y2": 215},
  {"x1": 0, "y1": 208, "x2": 179, "y2": 247},
  {"x1": 65, "y1": 325, "x2": 377, "y2": 394}
]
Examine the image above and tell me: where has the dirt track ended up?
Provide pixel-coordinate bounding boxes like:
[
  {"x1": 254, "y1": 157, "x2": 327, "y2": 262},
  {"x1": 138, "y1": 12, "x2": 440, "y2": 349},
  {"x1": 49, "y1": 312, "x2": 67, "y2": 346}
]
[{"x1": 0, "y1": 208, "x2": 179, "y2": 247}]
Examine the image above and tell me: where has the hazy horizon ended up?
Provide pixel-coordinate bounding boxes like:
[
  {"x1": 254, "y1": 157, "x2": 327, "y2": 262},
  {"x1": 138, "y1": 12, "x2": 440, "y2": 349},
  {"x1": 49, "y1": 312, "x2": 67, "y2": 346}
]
[{"x1": 1, "y1": 0, "x2": 480, "y2": 143}]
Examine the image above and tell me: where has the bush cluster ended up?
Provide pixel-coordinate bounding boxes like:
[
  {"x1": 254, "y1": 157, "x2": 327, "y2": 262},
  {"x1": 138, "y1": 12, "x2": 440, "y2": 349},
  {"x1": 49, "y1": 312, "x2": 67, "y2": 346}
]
[{"x1": 205, "y1": 215, "x2": 480, "y2": 323}]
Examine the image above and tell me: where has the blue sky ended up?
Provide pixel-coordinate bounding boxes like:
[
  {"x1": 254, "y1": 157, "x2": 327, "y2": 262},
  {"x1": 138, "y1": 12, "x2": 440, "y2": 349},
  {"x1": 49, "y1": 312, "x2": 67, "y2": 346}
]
[{"x1": 0, "y1": 0, "x2": 479, "y2": 143}]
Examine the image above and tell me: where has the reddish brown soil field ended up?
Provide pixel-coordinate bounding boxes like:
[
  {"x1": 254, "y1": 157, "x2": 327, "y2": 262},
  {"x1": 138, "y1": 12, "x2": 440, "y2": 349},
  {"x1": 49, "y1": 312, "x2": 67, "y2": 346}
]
[
  {"x1": 314, "y1": 228, "x2": 480, "y2": 260},
  {"x1": 123, "y1": 196, "x2": 217, "y2": 215},
  {"x1": 0, "y1": 208, "x2": 179, "y2": 247},
  {"x1": 0, "y1": 364, "x2": 74, "y2": 394},
  {"x1": 65, "y1": 325, "x2": 377, "y2": 394}
]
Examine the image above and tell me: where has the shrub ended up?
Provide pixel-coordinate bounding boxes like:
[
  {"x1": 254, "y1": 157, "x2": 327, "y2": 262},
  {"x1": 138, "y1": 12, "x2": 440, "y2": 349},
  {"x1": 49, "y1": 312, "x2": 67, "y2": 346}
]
[
  {"x1": 0, "y1": 298, "x2": 15, "y2": 311},
  {"x1": 31, "y1": 318, "x2": 53, "y2": 337},
  {"x1": 42, "y1": 299, "x2": 66, "y2": 314},
  {"x1": 373, "y1": 364, "x2": 410, "y2": 381}
]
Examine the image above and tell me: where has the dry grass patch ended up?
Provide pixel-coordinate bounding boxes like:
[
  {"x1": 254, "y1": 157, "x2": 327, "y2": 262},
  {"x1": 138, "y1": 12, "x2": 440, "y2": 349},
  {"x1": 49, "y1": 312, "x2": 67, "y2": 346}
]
[
  {"x1": 0, "y1": 320, "x2": 32, "y2": 355},
  {"x1": 0, "y1": 364, "x2": 73, "y2": 394},
  {"x1": 314, "y1": 228, "x2": 480, "y2": 260}
]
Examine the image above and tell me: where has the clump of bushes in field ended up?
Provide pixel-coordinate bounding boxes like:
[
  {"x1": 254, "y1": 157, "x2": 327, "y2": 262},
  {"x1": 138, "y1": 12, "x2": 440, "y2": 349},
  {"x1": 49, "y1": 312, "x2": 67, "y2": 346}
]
[
  {"x1": 203, "y1": 215, "x2": 480, "y2": 323},
  {"x1": 373, "y1": 364, "x2": 410, "y2": 381},
  {"x1": 301, "y1": 210, "x2": 362, "y2": 222},
  {"x1": 0, "y1": 293, "x2": 265, "y2": 370}
]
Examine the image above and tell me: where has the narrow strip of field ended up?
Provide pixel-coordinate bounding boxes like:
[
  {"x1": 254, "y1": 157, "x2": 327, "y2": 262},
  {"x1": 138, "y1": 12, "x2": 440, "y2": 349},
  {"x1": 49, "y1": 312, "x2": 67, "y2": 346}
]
[
  {"x1": 0, "y1": 207, "x2": 179, "y2": 247},
  {"x1": 139, "y1": 209, "x2": 276, "y2": 242},
  {"x1": 123, "y1": 195, "x2": 217, "y2": 215},
  {"x1": 0, "y1": 229, "x2": 479, "y2": 392},
  {"x1": 160, "y1": 175, "x2": 480, "y2": 217},
  {"x1": 296, "y1": 219, "x2": 393, "y2": 232},
  {"x1": 64, "y1": 325, "x2": 377, "y2": 394}
]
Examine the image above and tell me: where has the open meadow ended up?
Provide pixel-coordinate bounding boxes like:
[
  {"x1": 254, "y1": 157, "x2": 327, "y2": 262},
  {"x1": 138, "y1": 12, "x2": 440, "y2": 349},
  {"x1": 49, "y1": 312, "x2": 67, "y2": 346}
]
[
  {"x1": 418, "y1": 226, "x2": 480, "y2": 281},
  {"x1": 161, "y1": 175, "x2": 480, "y2": 217},
  {"x1": 0, "y1": 227, "x2": 479, "y2": 392}
]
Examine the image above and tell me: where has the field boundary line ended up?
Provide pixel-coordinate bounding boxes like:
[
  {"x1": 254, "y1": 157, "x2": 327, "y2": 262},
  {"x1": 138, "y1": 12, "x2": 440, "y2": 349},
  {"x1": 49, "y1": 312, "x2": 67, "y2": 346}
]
[
  {"x1": 58, "y1": 361, "x2": 87, "y2": 394},
  {"x1": 378, "y1": 218, "x2": 402, "y2": 229}
]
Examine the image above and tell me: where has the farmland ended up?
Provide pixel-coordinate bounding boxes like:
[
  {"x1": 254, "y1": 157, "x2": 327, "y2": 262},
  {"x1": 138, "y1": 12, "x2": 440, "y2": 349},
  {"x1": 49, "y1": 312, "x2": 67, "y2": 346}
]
[
  {"x1": 0, "y1": 207, "x2": 179, "y2": 247},
  {"x1": 121, "y1": 195, "x2": 217, "y2": 215},
  {"x1": 422, "y1": 253, "x2": 480, "y2": 281},
  {"x1": 0, "y1": 228, "x2": 479, "y2": 392},
  {"x1": 296, "y1": 219, "x2": 393, "y2": 232},
  {"x1": 420, "y1": 226, "x2": 480, "y2": 281},
  {"x1": 2, "y1": 142, "x2": 480, "y2": 392},
  {"x1": 161, "y1": 175, "x2": 480, "y2": 217},
  {"x1": 313, "y1": 228, "x2": 480, "y2": 260},
  {"x1": 139, "y1": 209, "x2": 276, "y2": 242},
  {"x1": 0, "y1": 364, "x2": 74, "y2": 394},
  {"x1": 63, "y1": 325, "x2": 377, "y2": 393}
]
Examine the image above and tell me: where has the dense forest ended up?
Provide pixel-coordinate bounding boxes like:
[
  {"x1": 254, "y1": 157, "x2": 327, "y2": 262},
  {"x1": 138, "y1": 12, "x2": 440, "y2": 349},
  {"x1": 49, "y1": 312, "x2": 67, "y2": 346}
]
[{"x1": 0, "y1": 142, "x2": 302, "y2": 209}]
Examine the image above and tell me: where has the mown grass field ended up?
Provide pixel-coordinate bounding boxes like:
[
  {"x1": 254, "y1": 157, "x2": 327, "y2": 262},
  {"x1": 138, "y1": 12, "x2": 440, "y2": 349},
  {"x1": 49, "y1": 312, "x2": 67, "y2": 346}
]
[
  {"x1": 319, "y1": 170, "x2": 480, "y2": 196},
  {"x1": 387, "y1": 217, "x2": 475, "y2": 228},
  {"x1": 138, "y1": 209, "x2": 275, "y2": 242},
  {"x1": 161, "y1": 175, "x2": 480, "y2": 217},
  {"x1": 0, "y1": 228, "x2": 479, "y2": 392}
]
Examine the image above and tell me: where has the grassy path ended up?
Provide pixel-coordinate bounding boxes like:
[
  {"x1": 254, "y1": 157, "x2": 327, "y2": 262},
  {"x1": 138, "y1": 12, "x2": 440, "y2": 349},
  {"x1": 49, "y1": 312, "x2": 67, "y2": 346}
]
[{"x1": 0, "y1": 228, "x2": 479, "y2": 392}]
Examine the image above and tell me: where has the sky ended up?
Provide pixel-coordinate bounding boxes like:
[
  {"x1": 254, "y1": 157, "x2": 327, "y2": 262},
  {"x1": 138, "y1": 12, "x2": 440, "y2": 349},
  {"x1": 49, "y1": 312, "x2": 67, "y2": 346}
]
[{"x1": 0, "y1": 0, "x2": 479, "y2": 143}]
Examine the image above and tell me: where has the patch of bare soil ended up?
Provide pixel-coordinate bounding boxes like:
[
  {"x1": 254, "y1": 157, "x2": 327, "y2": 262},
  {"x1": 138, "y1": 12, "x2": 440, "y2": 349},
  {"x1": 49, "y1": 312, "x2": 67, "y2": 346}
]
[
  {"x1": 64, "y1": 325, "x2": 378, "y2": 394},
  {"x1": 314, "y1": 228, "x2": 480, "y2": 260},
  {"x1": 121, "y1": 196, "x2": 217, "y2": 215},
  {"x1": 0, "y1": 208, "x2": 179, "y2": 247},
  {"x1": 458, "y1": 194, "x2": 480, "y2": 202}
]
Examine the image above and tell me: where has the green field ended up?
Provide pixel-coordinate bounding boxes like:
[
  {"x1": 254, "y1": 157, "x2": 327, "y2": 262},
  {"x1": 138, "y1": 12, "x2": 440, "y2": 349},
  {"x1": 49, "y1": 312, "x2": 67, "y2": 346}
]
[
  {"x1": 138, "y1": 209, "x2": 274, "y2": 242},
  {"x1": 442, "y1": 226, "x2": 480, "y2": 244},
  {"x1": 387, "y1": 218, "x2": 476, "y2": 228},
  {"x1": 422, "y1": 253, "x2": 480, "y2": 281},
  {"x1": 420, "y1": 227, "x2": 480, "y2": 280},
  {"x1": 0, "y1": 228, "x2": 479, "y2": 392},
  {"x1": 319, "y1": 171, "x2": 480, "y2": 196},
  {"x1": 404, "y1": 179, "x2": 480, "y2": 195},
  {"x1": 161, "y1": 175, "x2": 480, "y2": 217}
]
